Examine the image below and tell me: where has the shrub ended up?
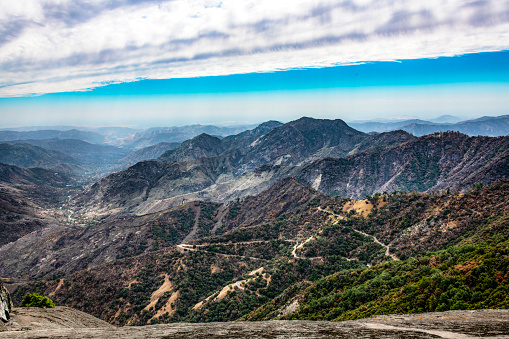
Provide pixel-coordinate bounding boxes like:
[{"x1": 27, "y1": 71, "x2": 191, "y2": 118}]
[{"x1": 20, "y1": 293, "x2": 55, "y2": 308}]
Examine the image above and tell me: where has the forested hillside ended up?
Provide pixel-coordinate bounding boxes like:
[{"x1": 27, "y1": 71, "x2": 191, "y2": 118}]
[{"x1": 10, "y1": 180, "x2": 509, "y2": 325}]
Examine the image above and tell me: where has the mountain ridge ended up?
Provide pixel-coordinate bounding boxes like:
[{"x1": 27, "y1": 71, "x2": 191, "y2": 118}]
[{"x1": 71, "y1": 125, "x2": 507, "y2": 218}]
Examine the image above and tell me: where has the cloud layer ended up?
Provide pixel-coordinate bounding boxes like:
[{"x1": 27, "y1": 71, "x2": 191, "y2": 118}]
[{"x1": 1, "y1": 0, "x2": 509, "y2": 97}]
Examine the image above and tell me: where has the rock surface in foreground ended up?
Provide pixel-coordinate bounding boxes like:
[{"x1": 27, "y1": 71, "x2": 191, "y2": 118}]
[
  {"x1": 1, "y1": 308, "x2": 509, "y2": 338},
  {"x1": 2, "y1": 306, "x2": 112, "y2": 332}
]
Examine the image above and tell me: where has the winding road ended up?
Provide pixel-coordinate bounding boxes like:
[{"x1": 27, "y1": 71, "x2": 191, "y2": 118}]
[
  {"x1": 291, "y1": 236, "x2": 314, "y2": 259},
  {"x1": 316, "y1": 207, "x2": 399, "y2": 261},
  {"x1": 176, "y1": 243, "x2": 267, "y2": 261}
]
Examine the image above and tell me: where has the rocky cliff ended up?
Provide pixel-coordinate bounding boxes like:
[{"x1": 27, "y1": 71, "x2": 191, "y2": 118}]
[{"x1": 0, "y1": 279, "x2": 12, "y2": 323}]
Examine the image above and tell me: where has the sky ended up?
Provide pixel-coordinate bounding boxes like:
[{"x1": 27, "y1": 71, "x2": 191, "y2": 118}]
[{"x1": 1, "y1": 0, "x2": 509, "y2": 127}]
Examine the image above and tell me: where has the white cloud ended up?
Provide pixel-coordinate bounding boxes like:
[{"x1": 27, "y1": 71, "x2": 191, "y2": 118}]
[{"x1": 0, "y1": 0, "x2": 509, "y2": 97}]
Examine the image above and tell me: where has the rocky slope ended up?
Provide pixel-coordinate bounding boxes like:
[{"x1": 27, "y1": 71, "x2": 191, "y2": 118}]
[
  {"x1": 2, "y1": 306, "x2": 112, "y2": 332},
  {"x1": 296, "y1": 132, "x2": 509, "y2": 198}
]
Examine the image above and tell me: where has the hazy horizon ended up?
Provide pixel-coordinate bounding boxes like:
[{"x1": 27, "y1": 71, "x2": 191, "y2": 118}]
[{"x1": 0, "y1": 112, "x2": 506, "y2": 130}]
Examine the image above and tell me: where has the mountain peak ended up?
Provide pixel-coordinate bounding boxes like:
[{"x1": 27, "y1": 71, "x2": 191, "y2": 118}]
[{"x1": 158, "y1": 133, "x2": 223, "y2": 161}]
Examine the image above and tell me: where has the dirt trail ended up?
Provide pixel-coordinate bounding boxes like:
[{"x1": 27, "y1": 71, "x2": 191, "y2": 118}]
[
  {"x1": 317, "y1": 207, "x2": 399, "y2": 261},
  {"x1": 291, "y1": 236, "x2": 314, "y2": 259},
  {"x1": 190, "y1": 240, "x2": 282, "y2": 247},
  {"x1": 232, "y1": 267, "x2": 265, "y2": 297},
  {"x1": 176, "y1": 244, "x2": 266, "y2": 261},
  {"x1": 352, "y1": 229, "x2": 399, "y2": 261}
]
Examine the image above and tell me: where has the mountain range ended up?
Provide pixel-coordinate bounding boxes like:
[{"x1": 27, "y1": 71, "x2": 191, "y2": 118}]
[
  {"x1": 0, "y1": 115, "x2": 508, "y2": 330},
  {"x1": 70, "y1": 118, "x2": 508, "y2": 220},
  {"x1": 120, "y1": 124, "x2": 258, "y2": 149},
  {"x1": 350, "y1": 115, "x2": 509, "y2": 136}
]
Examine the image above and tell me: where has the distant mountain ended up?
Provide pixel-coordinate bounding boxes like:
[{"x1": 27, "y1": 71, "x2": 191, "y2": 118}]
[
  {"x1": 7, "y1": 139, "x2": 129, "y2": 175},
  {"x1": 0, "y1": 143, "x2": 81, "y2": 174},
  {"x1": 123, "y1": 124, "x2": 258, "y2": 149},
  {"x1": 160, "y1": 118, "x2": 377, "y2": 167},
  {"x1": 403, "y1": 115, "x2": 509, "y2": 137},
  {"x1": 429, "y1": 115, "x2": 462, "y2": 124},
  {"x1": 235, "y1": 117, "x2": 366, "y2": 170},
  {"x1": 119, "y1": 142, "x2": 181, "y2": 167},
  {"x1": 0, "y1": 129, "x2": 106, "y2": 144},
  {"x1": 160, "y1": 134, "x2": 225, "y2": 162},
  {"x1": 1, "y1": 125, "x2": 140, "y2": 136},
  {"x1": 349, "y1": 119, "x2": 432, "y2": 133},
  {"x1": 349, "y1": 115, "x2": 509, "y2": 136}
]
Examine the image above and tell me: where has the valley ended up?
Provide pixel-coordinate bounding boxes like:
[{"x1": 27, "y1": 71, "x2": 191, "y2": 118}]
[{"x1": 0, "y1": 117, "x2": 508, "y2": 336}]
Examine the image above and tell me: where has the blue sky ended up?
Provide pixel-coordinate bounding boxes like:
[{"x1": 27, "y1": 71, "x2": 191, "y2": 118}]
[
  {"x1": 1, "y1": 0, "x2": 509, "y2": 127},
  {"x1": 1, "y1": 51, "x2": 508, "y2": 127}
]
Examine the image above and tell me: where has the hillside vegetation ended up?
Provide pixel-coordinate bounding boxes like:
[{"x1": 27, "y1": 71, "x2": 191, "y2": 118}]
[
  {"x1": 247, "y1": 239, "x2": 509, "y2": 321},
  {"x1": 10, "y1": 180, "x2": 509, "y2": 325}
]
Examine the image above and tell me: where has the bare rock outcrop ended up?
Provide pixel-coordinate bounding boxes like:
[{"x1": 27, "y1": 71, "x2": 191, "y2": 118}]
[
  {"x1": 0, "y1": 279, "x2": 13, "y2": 323},
  {"x1": 1, "y1": 309, "x2": 509, "y2": 338}
]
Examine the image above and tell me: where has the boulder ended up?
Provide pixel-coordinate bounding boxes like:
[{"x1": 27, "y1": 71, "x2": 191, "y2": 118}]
[{"x1": 0, "y1": 279, "x2": 13, "y2": 323}]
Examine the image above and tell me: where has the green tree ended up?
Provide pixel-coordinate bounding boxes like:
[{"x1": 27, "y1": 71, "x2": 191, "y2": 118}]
[{"x1": 20, "y1": 293, "x2": 55, "y2": 308}]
